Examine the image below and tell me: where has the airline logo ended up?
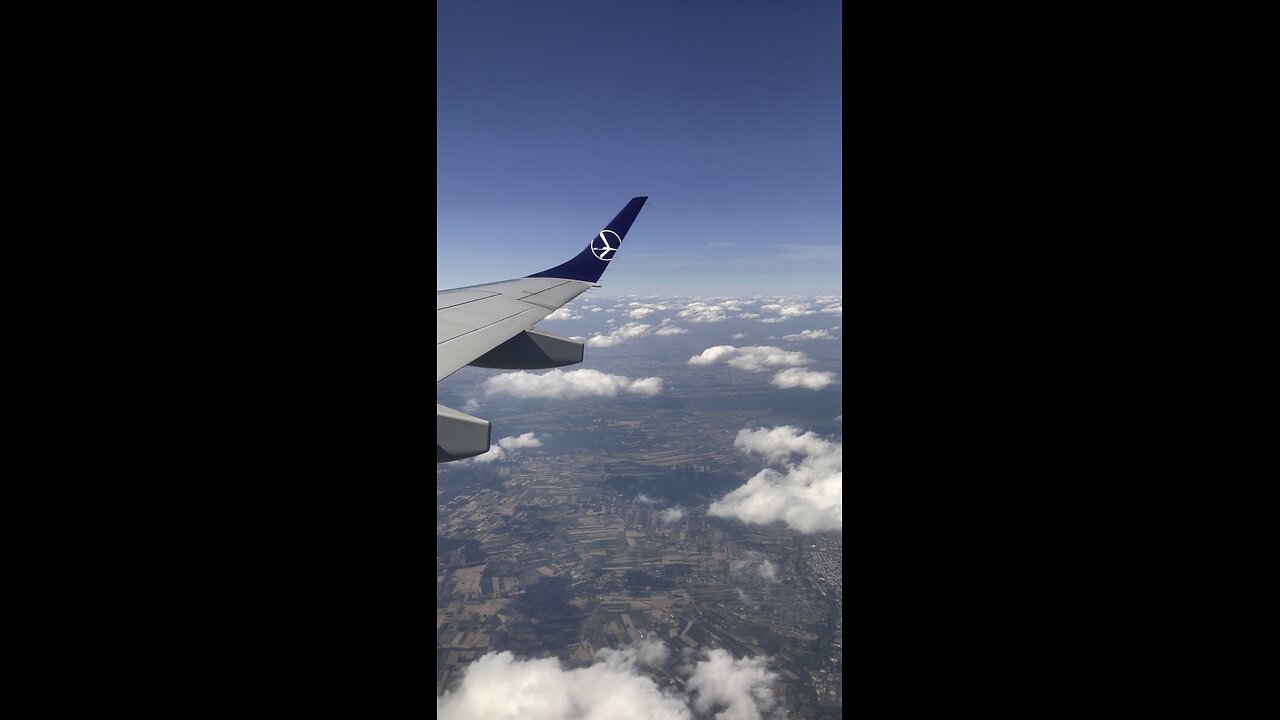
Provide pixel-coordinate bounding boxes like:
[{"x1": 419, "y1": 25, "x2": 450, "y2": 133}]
[{"x1": 591, "y1": 230, "x2": 621, "y2": 261}]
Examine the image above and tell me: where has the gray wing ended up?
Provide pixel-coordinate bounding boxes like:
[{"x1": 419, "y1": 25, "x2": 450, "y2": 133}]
[
  {"x1": 436, "y1": 196, "x2": 647, "y2": 463},
  {"x1": 436, "y1": 277, "x2": 593, "y2": 382}
]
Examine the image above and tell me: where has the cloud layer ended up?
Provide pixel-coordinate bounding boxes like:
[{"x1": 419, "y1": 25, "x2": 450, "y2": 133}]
[
  {"x1": 438, "y1": 641, "x2": 779, "y2": 720},
  {"x1": 709, "y1": 426, "x2": 842, "y2": 533},
  {"x1": 484, "y1": 369, "x2": 663, "y2": 400}
]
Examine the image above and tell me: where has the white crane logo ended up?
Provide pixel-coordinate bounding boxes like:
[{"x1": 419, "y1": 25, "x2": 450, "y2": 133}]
[{"x1": 591, "y1": 230, "x2": 621, "y2": 261}]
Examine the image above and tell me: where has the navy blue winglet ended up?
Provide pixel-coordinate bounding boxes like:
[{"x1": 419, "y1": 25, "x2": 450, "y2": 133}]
[{"x1": 527, "y1": 196, "x2": 648, "y2": 283}]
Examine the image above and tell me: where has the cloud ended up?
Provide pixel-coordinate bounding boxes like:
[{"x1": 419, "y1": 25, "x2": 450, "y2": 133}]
[
  {"x1": 708, "y1": 426, "x2": 842, "y2": 533},
  {"x1": 658, "y1": 507, "x2": 686, "y2": 525},
  {"x1": 628, "y1": 308, "x2": 656, "y2": 319},
  {"x1": 654, "y1": 326, "x2": 689, "y2": 336},
  {"x1": 438, "y1": 642, "x2": 778, "y2": 720},
  {"x1": 771, "y1": 368, "x2": 836, "y2": 390},
  {"x1": 760, "y1": 302, "x2": 817, "y2": 321},
  {"x1": 469, "y1": 432, "x2": 542, "y2": 464},
  {"x1": 731, "y1": 333, "x2": 746, "y2": 340},
  {"x1": 688, "y1": 345, "x2": 738, "y2": 366},
  {"x1": 685, "y1": 649, "x2": 780, "y2": 720},
  {"x1": 437, "y1": 642, "x2": 687, "y2": 720},
  {"x1": 463, "y1": 398, "x2": 480, "y2": 413},
  {"x1": 729, "y1": 348, "x2": 811, "y2": 372},
  {"x1": 730, "y1": 551, "x2": 779, "y2": 583},
  {"x1": 819, "y1": 303, "x2": 842, "y2": 315},
  {"x1": 544, "y1": 308, "x2": 582, "y2": 321},
  {"x1": 627, "y1": 377, "x2": 664, "y2": 396},
  {"x1": 484, "y1": 369, "x2": 663, "y2": 400},
  {"x1": 677, "y1": 302, "x2": 730, "y2": 323},
  {"x1": 687, "y1": 346, "x2": 811, "y2": 372},
  {"x1": 781, "y1": 329, "x2": 834, "y2": 341},
  {"x1": 636, "y1": 494, "x2": 660, "y2": 505},
  {"x1": 588, "y1": 322, "x2": 652, "y2": 348}
]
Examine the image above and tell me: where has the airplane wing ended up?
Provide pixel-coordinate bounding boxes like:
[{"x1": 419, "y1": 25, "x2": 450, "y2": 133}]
[{"x1": 437, "y1": 196, "x2": 648, "y2": 462}]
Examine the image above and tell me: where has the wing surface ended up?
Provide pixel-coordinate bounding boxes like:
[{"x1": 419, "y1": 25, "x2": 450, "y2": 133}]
[{"x1": 435, "y1": 278, "x2": 594, "y2": 382}]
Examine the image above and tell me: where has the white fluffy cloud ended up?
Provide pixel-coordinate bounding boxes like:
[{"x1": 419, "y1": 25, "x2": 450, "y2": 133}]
[
  {"x1": 685, "y1": 650, "x2": 780, "y2": 720},
  {"x1": 687, "y1": 346, "x2": 811, "y2": 372},
  {"x1": 463, "y1": 398, "x2": 480, "y2": 413},
  {"x1": 687, "y1": 345, "x2": 738, "y2": 366},
  {"x1": 437, "y1": 642, "x2": 687, "y2": 720},
  {"x1": 819, "y1": 303, "x2": 842, "y2": 315},
  {"x1": 654, "y1": 326, "x2": 689, "y2": 336},
  {"x1": 730, "y1": 347, "x2": 811, "y2": 372},
  {"x1": 771, "y1": 368, "x2": 836, "y2": 390},
  {"x1": 677, "y1": 301, "x2": 730, "y2": 323},
  {"x1": 628, "y1": 308, "x2": 656, "y2": 319},
  {"x1": 781, "y1": 329, "x2": 834, "y2": 341},
  {"x1": 658, "y1": 506, "x2": 686, "y2": 525},
  {"x1": 484, "y1": 369, "x2": 663, "y2": 400},
  {"x1": 468, "y1": 432, "x2": 542, "y2": 464},
  {"x1": 544, "y1": 307, "x2": 582, "y2": 321},
  {"x1": 709, "y1": 427, "x2": 842, "y2": 533},
  {"x1": 731, "y1": 333, "x2": 746, "y2": 340},
  {"x1": 438, "y1": 642, "x2": 779, "y2": 720},
  {"x1": 627, "y1": 377, "x2": 664, "y2": 396},
  {"x1": 759, "y1": 302, "x2": 816, "y2": 322},
  {"x1": 588, "y1": 322, "x2": 652, "y2": 348}
]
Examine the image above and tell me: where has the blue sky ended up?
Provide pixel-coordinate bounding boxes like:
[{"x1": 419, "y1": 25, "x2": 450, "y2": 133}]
[{"x1": 437, "y1": 1, "x2": 842, "y2": 297}]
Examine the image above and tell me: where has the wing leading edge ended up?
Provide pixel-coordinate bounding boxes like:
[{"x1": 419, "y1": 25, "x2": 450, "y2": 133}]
[{"x1": 436, "y1": 197, "x2": 648, "y2": 462}]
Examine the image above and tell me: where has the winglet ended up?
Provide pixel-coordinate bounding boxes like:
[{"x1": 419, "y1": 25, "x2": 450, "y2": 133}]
[{"x1": 527, "y1": 197, "x2": 648, "y2": 283}]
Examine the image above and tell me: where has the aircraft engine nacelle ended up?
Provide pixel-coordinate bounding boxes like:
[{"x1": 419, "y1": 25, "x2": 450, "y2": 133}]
[
  {"x1": 437, "y1": 404, "x2": 491, "y2": 463},
  {"x1": 467, "y1": 329, "x2": 584, "y2": 370}
]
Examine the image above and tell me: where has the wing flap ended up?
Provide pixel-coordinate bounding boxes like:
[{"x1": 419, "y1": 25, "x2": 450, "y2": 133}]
[
  {"x1": 435, "y1": 296, "x2": 537, "y2": 345},
  {"x1": 436, "y1": 289, "x2": 499, "y2": 310}
]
